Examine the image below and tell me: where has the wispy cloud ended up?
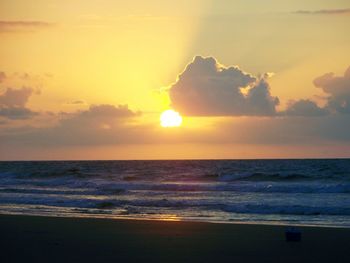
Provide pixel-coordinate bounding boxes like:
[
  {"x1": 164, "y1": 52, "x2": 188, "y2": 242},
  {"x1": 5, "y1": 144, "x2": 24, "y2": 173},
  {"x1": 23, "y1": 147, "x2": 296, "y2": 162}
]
[
  {"x1": 293, "y1": 8, "x2": 350, "y2": 15},
  {"x1": 65, "y1": 100, "x2": 88, "y2": 106},
  {"x1": 0, "y1": 20, "x2": 54, "y2": 32}
]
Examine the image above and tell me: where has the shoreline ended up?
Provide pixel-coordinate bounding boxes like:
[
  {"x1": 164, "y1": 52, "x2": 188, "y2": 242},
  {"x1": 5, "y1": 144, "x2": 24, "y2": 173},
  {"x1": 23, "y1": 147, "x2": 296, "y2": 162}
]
[
  {"x1": 1, "y1": 214, "x2": 350, "y2": 262},
  {"x1": 1, "y1": 212, "x2": 350, "y2": 229}
]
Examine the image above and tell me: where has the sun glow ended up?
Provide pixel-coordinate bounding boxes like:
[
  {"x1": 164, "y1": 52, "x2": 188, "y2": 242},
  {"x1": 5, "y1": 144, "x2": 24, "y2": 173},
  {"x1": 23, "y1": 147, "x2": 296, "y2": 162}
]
[{"x1": 160, "y1": 110, "x2": 183, "y2": 127}]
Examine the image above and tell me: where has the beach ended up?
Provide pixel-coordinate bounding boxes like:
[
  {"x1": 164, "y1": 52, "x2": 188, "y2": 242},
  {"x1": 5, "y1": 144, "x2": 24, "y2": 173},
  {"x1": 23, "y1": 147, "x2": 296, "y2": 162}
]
[{"x1": 1, "y1": 214, "x2": 350, "y2": 263}]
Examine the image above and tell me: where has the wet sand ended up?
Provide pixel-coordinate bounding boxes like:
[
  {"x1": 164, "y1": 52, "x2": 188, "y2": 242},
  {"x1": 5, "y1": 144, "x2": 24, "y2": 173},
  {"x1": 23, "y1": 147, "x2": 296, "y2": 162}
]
[{"x1": 1, "y1": 214, "x2": 349, "y2": 262}]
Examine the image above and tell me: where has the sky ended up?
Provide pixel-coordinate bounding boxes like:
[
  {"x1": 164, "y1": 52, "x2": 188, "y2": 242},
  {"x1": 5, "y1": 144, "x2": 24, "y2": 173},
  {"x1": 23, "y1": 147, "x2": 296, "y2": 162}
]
[{"x1": 1, "y1": 0, "x2": 350, "y2": 160}]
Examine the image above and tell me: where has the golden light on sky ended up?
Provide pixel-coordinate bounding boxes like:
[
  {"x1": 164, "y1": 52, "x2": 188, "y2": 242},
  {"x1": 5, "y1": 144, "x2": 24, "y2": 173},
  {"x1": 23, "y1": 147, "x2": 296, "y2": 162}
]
[
  {"x1": 0, "y1": 0, "x2": 350, "y2": 159},
  {"x1": 160, "y1": 110, "x2": 183, "y2": 128}
]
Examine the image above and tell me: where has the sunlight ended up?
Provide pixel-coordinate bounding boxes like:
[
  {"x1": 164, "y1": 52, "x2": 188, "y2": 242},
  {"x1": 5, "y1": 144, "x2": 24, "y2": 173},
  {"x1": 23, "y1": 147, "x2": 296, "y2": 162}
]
[{"x1": 160, "y1": 109, "x2": 183, "y2": 127}]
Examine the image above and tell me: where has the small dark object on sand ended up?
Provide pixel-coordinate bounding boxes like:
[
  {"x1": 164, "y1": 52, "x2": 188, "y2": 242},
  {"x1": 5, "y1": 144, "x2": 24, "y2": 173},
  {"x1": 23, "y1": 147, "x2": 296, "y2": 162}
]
[{"x1": 285, "y1": 226, "x2": 301, "y2": 242}]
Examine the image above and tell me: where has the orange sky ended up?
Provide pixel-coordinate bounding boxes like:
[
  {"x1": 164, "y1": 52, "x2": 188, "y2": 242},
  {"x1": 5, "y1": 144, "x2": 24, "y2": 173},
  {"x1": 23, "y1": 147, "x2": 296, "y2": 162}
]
[{"x1": 0, "y1": 0, "x2": 350, "y2": 160}]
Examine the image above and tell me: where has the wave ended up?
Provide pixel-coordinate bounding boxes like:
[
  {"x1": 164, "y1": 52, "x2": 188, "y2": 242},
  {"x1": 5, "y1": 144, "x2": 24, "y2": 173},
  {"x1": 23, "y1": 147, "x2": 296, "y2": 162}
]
[
  {"x1": 1, "y1": 188, "x2": 350, "y2": 217},
  {"x1": 5, "y1": 196, "x2": 348, "y2": 217},
  {"x1": 94, "y1": 200, "x2": 350, "y2": 216},
  {"x1": 217, "y1": 172, "x2": 350, "y2": 182},
  {"x1": 2, "y1": 178, "x2": 350, "y2": 194},
  {"x1": 139, "y1": 182, "x2": 350, "y2": 194},
  {"x1": 20, "y1": 169, "x2": 98, "y2": 179},
  {"x1": 0, "y1": 186, "x2": 126, "y2": 196},
  {"x1": 221, "y1": 204, "x2": 350, "y2": 216},
  {"x1": 2, "y1": 159, "x2": 350, "y2": 183},
  {"x1": 15, "y1": 170, "x2": 349, "y2": 182}
]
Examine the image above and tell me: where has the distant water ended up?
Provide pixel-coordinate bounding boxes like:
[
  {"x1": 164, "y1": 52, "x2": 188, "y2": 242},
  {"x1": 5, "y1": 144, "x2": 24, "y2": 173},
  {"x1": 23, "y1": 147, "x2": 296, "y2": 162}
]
[{"x1": 1, "y1": 159, "x2": 350, "y2": 227}]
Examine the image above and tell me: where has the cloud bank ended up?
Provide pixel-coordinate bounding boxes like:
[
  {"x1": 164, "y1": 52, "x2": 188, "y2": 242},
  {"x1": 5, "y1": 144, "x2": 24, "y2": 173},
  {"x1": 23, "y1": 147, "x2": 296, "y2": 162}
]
[
  {"x1": 283, "y1": 99, "x2": 328, "y2": 117},
  {"x1": 0, "y1": 104, "x2": 143, "y2": 146},
  {"x1": 1, "y1": 59, "x2": 350, "y2": 154}
]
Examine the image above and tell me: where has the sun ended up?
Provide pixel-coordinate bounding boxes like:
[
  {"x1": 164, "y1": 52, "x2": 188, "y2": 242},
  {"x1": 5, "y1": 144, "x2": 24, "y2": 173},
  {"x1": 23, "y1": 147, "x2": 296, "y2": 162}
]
[{"x1": 160, "y1": 110, "x2": 183, "y2": 127}]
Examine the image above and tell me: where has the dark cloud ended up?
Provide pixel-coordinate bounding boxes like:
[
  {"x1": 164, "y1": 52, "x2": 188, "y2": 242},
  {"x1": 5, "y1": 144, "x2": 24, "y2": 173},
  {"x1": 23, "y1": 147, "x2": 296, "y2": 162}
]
[
  {"x1": 245, "y1": 80, "x2": 279, "y2": 116},
  {"x1": 314, "y1": 67, "x2": 350, "y2": 95},
  {"x1": 169, "y1": 56, "x2": 279, "y2": 116},
  {"x1": 314, "y1": 66, "x2": 350, "y2": 113},
  {"x1": 0, "y1": 87, "x2": 33, "y2": 107},
  {"x1": 78, "y1": 104, "x2": 139, "y2": 118},
  {"x1": 283, "y1": 99, "x2": 328, "y2": 117},
  {"x1": 169, "y1": 57, "x2": 350, "y2": 118},
  {"x1": 0, "y1": 107, "x2": 37, "y2": 120},
  {"x1": 23, "y1": 104, "x2": 142, "y2": 145},
  {"x1": 294, "y1": 8, "x2": 350, "y2": 15},
  {"x1": 0, "y1": 87, "x2": 37, "y2": 120},
  {"x1": 214, "y1": 114, "x2": 350, "y2": 145}
]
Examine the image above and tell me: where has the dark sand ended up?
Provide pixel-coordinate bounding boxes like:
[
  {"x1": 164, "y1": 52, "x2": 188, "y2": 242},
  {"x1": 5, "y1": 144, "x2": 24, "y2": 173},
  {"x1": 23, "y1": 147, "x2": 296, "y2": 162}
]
[{"x1": 1, "y1": 215, "x2": 350, "y2": 263}]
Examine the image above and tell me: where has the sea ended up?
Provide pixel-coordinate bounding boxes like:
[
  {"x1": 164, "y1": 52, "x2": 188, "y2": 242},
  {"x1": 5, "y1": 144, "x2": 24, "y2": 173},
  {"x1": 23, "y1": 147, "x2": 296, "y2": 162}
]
[{"x1": 1, "y1": 159, "x2": 350, "y2": 227}]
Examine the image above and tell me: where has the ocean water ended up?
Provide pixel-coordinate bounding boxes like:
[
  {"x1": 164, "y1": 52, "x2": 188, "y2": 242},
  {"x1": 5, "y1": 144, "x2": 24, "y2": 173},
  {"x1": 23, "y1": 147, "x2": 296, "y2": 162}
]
[{"x1": 0, "y1": 159, "x2": 350, "y2": 227}]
